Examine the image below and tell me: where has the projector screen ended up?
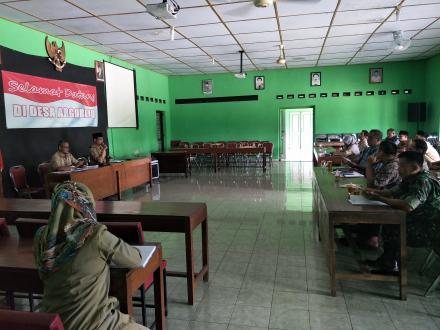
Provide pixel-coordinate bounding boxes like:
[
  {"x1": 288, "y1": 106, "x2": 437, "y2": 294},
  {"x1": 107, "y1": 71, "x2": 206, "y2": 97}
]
[{"x1": 104, "y1": 62, "x2": 137, "y2": 128}]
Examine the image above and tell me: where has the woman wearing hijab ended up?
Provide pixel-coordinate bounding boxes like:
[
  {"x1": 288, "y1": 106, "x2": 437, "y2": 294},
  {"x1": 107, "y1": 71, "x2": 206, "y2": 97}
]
[
  {"x1": 335, "y1": 135, "x2": 360, "y2": 160},
  {"x1": 34, "y1": 181, "x2": 149, "y2": 330}
]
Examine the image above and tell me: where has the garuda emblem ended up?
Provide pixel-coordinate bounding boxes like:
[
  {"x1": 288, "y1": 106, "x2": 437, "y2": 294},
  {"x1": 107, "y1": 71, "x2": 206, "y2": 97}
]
[{"x1": 45, "y1": 36, "x2": 66, "y2": 72}]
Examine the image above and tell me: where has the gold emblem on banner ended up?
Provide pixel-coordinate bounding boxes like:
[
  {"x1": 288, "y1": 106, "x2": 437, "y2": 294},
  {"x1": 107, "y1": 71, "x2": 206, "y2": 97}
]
[{"x1": 45, "y1": 36, "x2": 66, "y2": 72}]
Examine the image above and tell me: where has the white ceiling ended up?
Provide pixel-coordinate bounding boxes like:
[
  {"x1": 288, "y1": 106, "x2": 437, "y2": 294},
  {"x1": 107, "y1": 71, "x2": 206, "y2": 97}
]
[{"x1": 1, "y1": 0, "x2": 440, "y2": 76}]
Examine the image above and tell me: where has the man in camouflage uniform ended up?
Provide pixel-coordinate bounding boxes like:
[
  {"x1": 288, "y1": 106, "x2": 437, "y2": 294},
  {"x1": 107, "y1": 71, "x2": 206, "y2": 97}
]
[
  {"x1": 366, "y1": 151, "x2": 440, "y2": 273},
  {"x1": 89, "y1": 132, "x2": 108, "y2": 165}
]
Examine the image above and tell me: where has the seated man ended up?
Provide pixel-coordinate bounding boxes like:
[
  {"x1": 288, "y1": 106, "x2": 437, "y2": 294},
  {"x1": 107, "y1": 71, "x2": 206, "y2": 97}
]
[
  {"x1": 89, "y1": 132, "x2": 108, "y2": 165},
  {"x1": 358, "y1": 130, "x2": 369, "y2": 152},
  {"x1": 397, "y1": 130, "x2": 410, "y2": 152},
  {"x1": 334, "y1": 135, "x2": 360, "y2": 160},
  {"x1": 360, "y1": 141, "x2": 401, "y2": 249},
  {"x1": 385, "y1": 128, "x2": 399, "y2": 145},
  {"x1": 344, "y1": 129, "x2": 382, "y2": 171},
  {"x1": 409, "y1": 139, "x2": 430, "y2": 171},
  {"x1": 50, "y1": 140, "x2": 84, "y2": 172},
  {"x1": 365, "y1": 151, "x2": 440, "y2": 273},
  {"x1": 415, "y1": 130, "x2": 440, "y2": 163},
  {"x1": 365, "y1": 141, "x2": 401, "y2": 189}
]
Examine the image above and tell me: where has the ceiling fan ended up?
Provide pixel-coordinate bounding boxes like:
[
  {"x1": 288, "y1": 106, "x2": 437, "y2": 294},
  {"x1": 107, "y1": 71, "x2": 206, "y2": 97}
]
[
  {"x1": 391, "y1": 6, "x2": 411, "y2": 52},
  {"x1": 224, "y1": 0, "x2": 322, "y2": 16},
  {"x1": 234, "y1": 50, "x2": 247, "y2": 79}
]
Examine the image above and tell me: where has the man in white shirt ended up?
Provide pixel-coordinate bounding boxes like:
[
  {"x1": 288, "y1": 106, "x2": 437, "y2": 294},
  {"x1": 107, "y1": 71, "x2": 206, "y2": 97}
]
[{"x1": 416, "y1": 130, "x2": 440, "y2": 163}]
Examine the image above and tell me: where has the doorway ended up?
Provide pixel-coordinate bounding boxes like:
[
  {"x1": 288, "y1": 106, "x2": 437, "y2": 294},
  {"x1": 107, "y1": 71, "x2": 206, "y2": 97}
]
[
  {"x1": 156, "y1": 111, "x2": 165, "y2": 152},
  {"x1": 279, "y1": 107, "x2": 314, "y2": 161}
]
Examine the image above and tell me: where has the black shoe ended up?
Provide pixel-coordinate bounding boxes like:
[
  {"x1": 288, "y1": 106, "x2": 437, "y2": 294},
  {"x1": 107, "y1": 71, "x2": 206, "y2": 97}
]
[{"x1": 371, "y1": 260, "x2": 400, "y2": 276}]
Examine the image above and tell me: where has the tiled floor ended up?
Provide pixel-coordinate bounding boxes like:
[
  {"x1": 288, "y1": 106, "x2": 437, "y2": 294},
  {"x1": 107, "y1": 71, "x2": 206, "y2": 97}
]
[{"x1": 7, "y1": 162, "x2": 440, "y2": 329}]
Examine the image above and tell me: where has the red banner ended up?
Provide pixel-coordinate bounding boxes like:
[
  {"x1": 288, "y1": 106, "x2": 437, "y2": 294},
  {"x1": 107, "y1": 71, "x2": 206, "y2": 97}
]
[{"x1": 2, "y1": 70, "x2": 98, "y2": 128}]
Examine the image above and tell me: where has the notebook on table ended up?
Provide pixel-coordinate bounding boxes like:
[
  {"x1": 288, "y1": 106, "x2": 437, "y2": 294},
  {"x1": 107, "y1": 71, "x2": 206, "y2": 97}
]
[{"x1": 348, "y1": 195, "x2": 388, "y2": 206}]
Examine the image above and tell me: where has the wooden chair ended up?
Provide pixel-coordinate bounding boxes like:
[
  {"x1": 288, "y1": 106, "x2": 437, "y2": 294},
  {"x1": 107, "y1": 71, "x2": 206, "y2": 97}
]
[
  {"x1": 102, "y1": 222, "x2": 168, "y2": 328},
  {"x1": 0, "y1": 310, "x2": 64, "y2": 330},
  {"x1": 37, "y1": 162, "x2": 51, "y2": 197},
  {"x1": 9, "y1": 165, "x2": 44, "y2": 198},
  {"x1": 419, "y1": 245, "x2": 440, "y2": 296},
  {"x1": 263, "y1": 142, "x2": 274, "y2": 167}
]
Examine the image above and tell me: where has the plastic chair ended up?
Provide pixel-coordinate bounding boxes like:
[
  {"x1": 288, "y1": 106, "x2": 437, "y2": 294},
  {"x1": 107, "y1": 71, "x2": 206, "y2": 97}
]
[
  {"x1": 103, "y1": 222, "x2": 168, "y2": 328},
  {"x1": 9, "y1": 165, "x2": 44, "y2": 198}
]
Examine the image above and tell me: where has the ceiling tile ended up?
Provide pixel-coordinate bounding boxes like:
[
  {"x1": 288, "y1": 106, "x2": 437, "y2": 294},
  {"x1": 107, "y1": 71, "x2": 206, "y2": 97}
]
[
  {"x1": 318, "y1": 58, "x2": 348, "y2": 65},
  {"x1": 284, "y1": 47, "x2": 322, "y2": 56},
  {"x1": 214, "y1": 52, "x2": 246, "y2": 61},
  {"x1": 411, "y1": 37, "x2": 440, "y2": 47},
  {"x1": 363, "y1": 41, "x2": 392, "y2": 51},
  {"x1": 129, "y1": 28, "x2": 183, "y2": 42},
  {"x1": 357, "y1": 49, "x2": 390, "y2": 57},
  {"x1": 413, "y1": 28, "x2": 440, "y2": 39},
  {"x1": 227, "y1": 18, "x2": 278, "y2": 34},
  {"x1": 128, "y1": 59, "x2": 149, "y2": 65},
  {"x1": 378, "y1": 18, "x2": 437, "y2": 34},
  {"x1": 333, "y1": 8, "x2": 393, "y2": 25},
  {"x1": 325, "y1": 35, "x2": 369, "y2": 46},
  {"x1": 177, "y1": 23, "x2": 229, "y2": 38},
  {"x1": 404, "y1": 0, "x2": 440, "y2": 5},
  {"x1": 235, "y1": 31, "x2": 280, "y2": 44},
  {"x1": 60, "y1": 35, "x2": 98, "y2": 46},
  {"x1": 247, "y1": 50, "x2": 281, "y2": 59},
  {"x1": 322, "y1": 45, "x2": 361, "y2": 54},
  {"x1": 350, "y1": 56, "x2": 384, "y2": 64},
  {"x1": 87, "y1": 44, "x2": 117, "y2": 54},
  {"x1": 282, "y1": 27, "x2": 328, "y2": 41},
  {"x1": 166, "y1": 47, "x2": 206, "y2": 57},
  {"x1": 69, "y1": 0, "x2": 146, "y2": 15},
  {"x1": 287, "y1": 54, "x2": 319, "y2": 62},
  {"x1": 428, "y1": 19, "x2": 440, "y2": 29},
  {"x1": 192, "y1": 35, "x2": 237, "y2": 47},
  {"x1": 7, "y1": 0, "x2": 90, "y2": 20},
  {"x1": 51, "y1": 17, "x2": 117, "y2": 34},
  {"x1": 242, "y1": 41, "x2": 279, "y2": 52},
  {"x1": 279, "y1": 13, "x2": 332, "y2": 30},
  {"x1": 109, "y1": 53, "x2": 138, "y2": 60},
  {"x1": 284, "y1": 38, "x2": 324, "y2": 49},
  {"x1": 287, "y1": 60, "x2": 316, "y2": 68},
  {"x1": 164, "y1": 7, "x2": 220, "y2": 26},
  {"x1": 400, "y1": 3, "x2": 440, "y2": 20},
  {"x1": 24, "y1": 21, "x2": 72, "y2": 36},
  {"x1": 108, "y1": 42, "x2": 156, "y2": 52},
  {"x1": 214, "y1": 2, "x2": 275, "y2": 22},
  {"x1": 147, "y1": 57, "x2": 181, "y2": 64},
  {"x1": 101, "y1": 13, "x2": 167, "y2": 30},
  {"x1": 178, "y1": 55, "x2": 213, "y2": 63},
  {"x1": 278, "y1": 0, "x2": 337, "y2": 15},
  {"x1": 134, "y1": 50, "x2": 168, "y2": 59},
  {"x1": 203, "y1": 44, "x2": 242, "y2": 55},
  {"x1": 149, "y1": 38, "x2": 195, "y2": 50},
  {"x1": 84, "y1": 31, "x2": 140, "y2": 44},
  {"x1": 338, "y1": 0, "x2": 397, "y2": 11},
  {"x1": 328, "y1": 23, "x2": 380, "y2": 37},
  {"x1": 319, "y1": 52, "x2": 356, "y2": 60},
  {"x1": 0, "y1": 4, "x2": 37, "y2": 22}
]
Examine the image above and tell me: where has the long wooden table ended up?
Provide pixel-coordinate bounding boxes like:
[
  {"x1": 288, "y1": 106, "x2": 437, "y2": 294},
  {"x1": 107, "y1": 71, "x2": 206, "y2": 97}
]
[
  {"x1": 46, "y1": 158, "x2": 152, "y2": 200},
  {"x1": 171, "y1": 147, "x2": 267, "y2": 173},
  {"x1": 151, "y1": 152, "x2": 190, "y2": 177},
  {"x1": 0, "y1": 199, "x2": 208, "y2": 305},
  {"x1": 313, "y1": 167, "x2": 407, "y2": 300},
  {"x1": 0, "y1": 232, "x2": 166, "y2": 329}
]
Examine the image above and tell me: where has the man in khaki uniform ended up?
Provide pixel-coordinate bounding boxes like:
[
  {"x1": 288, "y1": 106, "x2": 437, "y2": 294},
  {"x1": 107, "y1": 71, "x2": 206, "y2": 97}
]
[
  {"x1": 89, "y1": 132, "x2": 108, "y2": 165},
  {"x1": 50, "y1": 140, "x2": 85, "y2": 171}
]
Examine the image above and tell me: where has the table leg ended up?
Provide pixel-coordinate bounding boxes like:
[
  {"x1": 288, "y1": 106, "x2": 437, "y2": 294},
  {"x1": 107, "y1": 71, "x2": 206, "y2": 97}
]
[
  {"x1": 202, "y1": 218, "x2": 209, "y2": 282},
  {"x1": 329, "y1": 221, "x2": 337, "y2": 296},
  {"x1": 154, "y1": 256, "x2": 167, "y2": 330},
  {"x1": 263, "y1": 154, "x2": 267, "y2": 173},
  {"x1": 399, "y1": 221, "x2": 407, "y2": 300},
  {"x1": 185, "y1": 227, "x2": 195, "y2": 305}
]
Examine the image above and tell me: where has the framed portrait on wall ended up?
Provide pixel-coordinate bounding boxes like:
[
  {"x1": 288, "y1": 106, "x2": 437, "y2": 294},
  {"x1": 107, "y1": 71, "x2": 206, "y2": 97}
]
[
  {"x1": 255, "y1": 76, "x2": 265, "y2": 90},
  {"x1": 369, "y1": 68, "x2": 383, "y2": 84},
  {"x1": 310, "y1": 72, "x2": 321, "y2": 86},
  {"x1": 95, "y1": 60, "x2": 104, "y2": 81},
  {"x1": 202, "y1": 79, "x2": 212, "y2": 95}
]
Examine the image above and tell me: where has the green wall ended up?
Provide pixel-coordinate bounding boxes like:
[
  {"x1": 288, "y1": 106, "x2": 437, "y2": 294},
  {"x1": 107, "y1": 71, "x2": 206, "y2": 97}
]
[
  {"x1": 0, "y1": 18, "x2": 170, "y2": 158},
  {"x1": 425, "y1": 54, "x2": 440, "y2": 135},
  {"x1": 169, "y1": 61, "x2": 427, "y2": 158}
]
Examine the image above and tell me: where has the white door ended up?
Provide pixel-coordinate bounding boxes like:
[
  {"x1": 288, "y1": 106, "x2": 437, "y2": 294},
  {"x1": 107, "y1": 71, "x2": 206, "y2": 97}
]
[{"x1": 285, "y1": 108, "x2": 314, "y2": 161}]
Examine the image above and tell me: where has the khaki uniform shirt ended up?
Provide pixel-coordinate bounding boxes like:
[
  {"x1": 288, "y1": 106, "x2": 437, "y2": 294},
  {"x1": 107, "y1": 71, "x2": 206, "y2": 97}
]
[
  {"x1": 89, "y1": 144, "x2": 105, "y2": 164},
  {"x1": 37, "y1": 225, "x2": 148, "y2": 330},
  {"x1": 50, "y1": 151, "x2": 78, "y2": 171},
  {"x1": 425, "y1": 142, "x2": 440, "y2": 163}
]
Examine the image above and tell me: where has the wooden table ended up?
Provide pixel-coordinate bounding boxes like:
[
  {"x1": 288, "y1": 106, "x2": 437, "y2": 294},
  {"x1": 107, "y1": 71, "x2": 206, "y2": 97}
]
[
  {"x1": 313, "y1": 167, "x2": 407, "y2": 300},
  {"x1": 313, "y1": 148, "x2": 344, "y2": 166},
  {"x1": 0, "y1": 232, "x2": 166, "y2": 329},
  {"x1": 46, "y1": 158, "x2": 152, "y2": 200},
  {"x1": 151, "y1": 152, "x2": 190, "y2": 177},
  {"x1": 0, "y1": 199, "x2": 208, "y2": 305},
  {"x1": 170, "y1": 147, "x2": 267, "y2": 173},
  {"x1": 314, "y1": 141, "x2": 344, "y2": 148}
]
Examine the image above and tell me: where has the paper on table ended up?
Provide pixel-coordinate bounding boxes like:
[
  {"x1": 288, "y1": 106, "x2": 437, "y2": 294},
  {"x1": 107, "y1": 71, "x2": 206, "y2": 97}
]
[
  {"x1": 343, "y1": 171, "x2": 364, "y2": 178},
  {"x1": 349, "y1": 195, "x2": 388, "y2": 206},
  {"x1": 134, "y1": 245, "x2": 156, "y2": 268}
]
